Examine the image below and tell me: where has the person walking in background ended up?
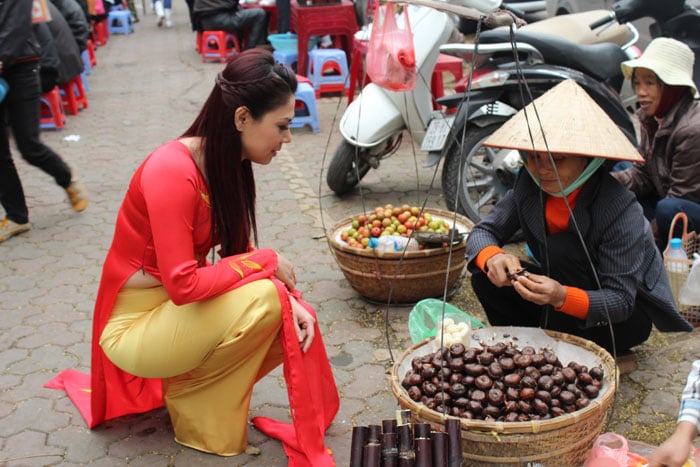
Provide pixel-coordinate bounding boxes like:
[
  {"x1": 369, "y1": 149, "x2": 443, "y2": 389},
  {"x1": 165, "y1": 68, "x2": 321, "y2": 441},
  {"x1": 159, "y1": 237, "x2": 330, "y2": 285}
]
[
  {"x1": 613, "y1": 38, "x2": 700, "y2": 251},
  {"x1": 44, "y1": 1, "x2": 85, "y2": 87},
  {"x1": 0, "y1": 0, "x2": 89, "y2": 244},
  {"x1": 154, "y1": 0, "x2": 172, "y2": 28},
  {"x1": 193, "y1": 0, "x2": 268, "y2": 49}
]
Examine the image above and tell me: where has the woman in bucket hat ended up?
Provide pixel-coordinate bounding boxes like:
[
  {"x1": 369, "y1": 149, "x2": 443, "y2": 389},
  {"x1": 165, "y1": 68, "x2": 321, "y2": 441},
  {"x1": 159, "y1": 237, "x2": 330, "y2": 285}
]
[
  {"x1": 613, "y1": 37, "x2": 700, "y2": 250},
  {"x1": 466, "y1": 79, "x2": 692, "y2": 355}
]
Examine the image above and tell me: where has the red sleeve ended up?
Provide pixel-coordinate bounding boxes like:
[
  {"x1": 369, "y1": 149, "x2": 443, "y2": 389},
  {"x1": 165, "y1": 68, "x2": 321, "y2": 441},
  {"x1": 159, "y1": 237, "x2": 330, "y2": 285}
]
[
  {"x1": 474, "y1": 245, "x2": 506, "y2": 273},
  {"x1": 140, "y1": 149, "x2": 278, "y2": 305},
  {"x1": 555, "y1": 286, "x2": 589, "y2": 320}
]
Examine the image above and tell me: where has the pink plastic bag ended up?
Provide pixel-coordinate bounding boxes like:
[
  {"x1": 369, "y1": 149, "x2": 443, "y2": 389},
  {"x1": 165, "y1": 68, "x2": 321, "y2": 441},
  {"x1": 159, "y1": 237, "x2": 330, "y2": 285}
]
[
  {"x1": 584, "y1": 432, "x2": 629, "y2": 467},
  {"x1": 365, "y1": 3, "x2": 416, "y2": 91}
]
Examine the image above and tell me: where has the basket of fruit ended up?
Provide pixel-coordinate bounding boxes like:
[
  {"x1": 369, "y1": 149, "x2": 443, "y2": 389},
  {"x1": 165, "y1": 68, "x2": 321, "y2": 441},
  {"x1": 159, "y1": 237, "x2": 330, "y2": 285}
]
[
  {"x1": 327, "y1": 205, "x2": 474, "y2": 303},
  {"x1": 391, "y1": 326, "x2": 618, "y2": 466}
]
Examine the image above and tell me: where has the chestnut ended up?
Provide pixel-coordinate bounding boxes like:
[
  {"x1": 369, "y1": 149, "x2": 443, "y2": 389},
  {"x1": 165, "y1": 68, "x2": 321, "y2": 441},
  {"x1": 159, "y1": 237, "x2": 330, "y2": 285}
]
[
  {"x1": 519, "y1": 387, "x2": 535, "y2": 401},
  {"x1": 422, "y1": 381, "x2": 437, "y2": 397},
  {"x1": 521, "y1": 375, "x2": 537, "y2": 389},
  {"x1": 463, "y1": 348, "x2": 479, "y2": 363},
  {"x1": 449, "y1": 343, "x2": 466, "y2": 357},
  {"x1": 421, "y1": 365, "x2": 436, "y2": 380},
  {"x1": 521, "y1": 346, "x2": 536, "y2": 355},
  {"x1": 468, "y1": 400, "x2": 483, "y2": 414},
  {"x1": 465, "y1": 363, "x2": 486, "y2": 376},
  {"x1": 488, "y1": 362, "x2": 504, "y2": 379},
  {"x1": 408, "y1": 386, "x2": 422, "y2": 401},
  {"x1": 562, "y1": 367, "x2": 577, "y2": 384},
  {"x1": 454, "y1": 397, "x2": 469, "y2": 408},
  {"x1": 478, "y1": 351, "x2": 495, "y2": 365},
  {"x1": 449, "y1": 383, "x2": 467, "y2": 398},
  {"x1": 583, "y1": 385, "x2": 599, "y2": 398},
  {"x1": 487, "y1": 388, "x2": 505, "y2": 406},
  {"x1": 539, "y1": 364, "x2": 554, "y2": 376},
  {"x1": 514, "y1": 354, "x2": 533, "y2": 368},
  {"x1": 531, "y1": 354, "x2": 546, "y2": 368},
  {"x1": 538, "y1": 375, "x2": 554, "y2": 391},
  {"x1": 482, "y1": 405, "x2": 502, "y2": 419},
  {"x1": 506, "y1": 387, "x2": 520, "y2": 401},
  {"x1": 575, "y1": 397, "x2": 590, "y2": 410},
  {"x1": 535, "y1": 390, "x2": 552, "y2": 405},
  {"x1": 532, "y1": 398, "x2": 549, "y2": 415},
  {"x1": 475, "y1": 374, "x2": 493, "y2": 390},
  {"x1": 589, "y1": 366, "x2": 604, "y2": 381},
  {"x1": 559, "y1": 390, "x2": 576, "y2": 406},
  {"x1": 518, "y1": 400, "x2": 532, "y2": 414},
  {"x1": 499, "y1": 357, "x2": 515, "y2": 372},
  {"x1": 503, "y1": 373, "x2": 522, "y2": 388},
  {"x1": 471, "y1": 389, "x2": 486, "y2": 403},
  {"x1": 449, "y1": 357, "x2": 464, "y2": 372},
  {"x1": 505, "y1": 411, "x2": 520, "y2": 422}
]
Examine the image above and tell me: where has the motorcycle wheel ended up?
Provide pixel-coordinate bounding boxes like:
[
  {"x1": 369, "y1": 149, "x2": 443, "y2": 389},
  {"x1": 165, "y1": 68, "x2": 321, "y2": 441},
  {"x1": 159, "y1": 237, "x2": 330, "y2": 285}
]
[
  {"x1": 326, "y1": 140, "x2": 372, "y2": 195},
  {"x1": 441, "y1": 122, "x2": 514, "y2": 223}
]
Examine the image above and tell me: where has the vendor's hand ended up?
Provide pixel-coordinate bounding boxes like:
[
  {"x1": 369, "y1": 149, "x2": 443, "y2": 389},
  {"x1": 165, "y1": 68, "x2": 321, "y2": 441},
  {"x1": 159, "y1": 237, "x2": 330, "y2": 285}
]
[
  {"x1": 290, "y1": 295, "x2": 315, "y2": 353},
  {"x1": 648, "y1": 421, "x2": 697, "y2": 467},
  {"x1": 511, "y1": 272, "x2": 567, "y2": 308},
  {"x1": 275, "y1": 254, "x2": 296, "y2": 291},
  {"x1": 485, "y1": 253, "x2": 524, "y2": 288}
]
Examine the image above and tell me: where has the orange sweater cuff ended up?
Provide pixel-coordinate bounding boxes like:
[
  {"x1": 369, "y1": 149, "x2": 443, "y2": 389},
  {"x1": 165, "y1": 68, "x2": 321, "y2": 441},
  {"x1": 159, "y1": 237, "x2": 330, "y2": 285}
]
[
  {"x1": 475, "y1": 246, "x2": 506, "y2": 273},
  {"x1": 556, "y1": 286, "x2": 589, "y2": 320}
]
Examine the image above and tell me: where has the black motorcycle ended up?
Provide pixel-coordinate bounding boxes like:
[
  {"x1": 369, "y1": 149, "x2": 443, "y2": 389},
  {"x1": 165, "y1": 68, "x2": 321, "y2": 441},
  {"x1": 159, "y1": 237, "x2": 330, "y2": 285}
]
[{"x1": 434, "y1": 0, "x2": 699, "y2": 223}]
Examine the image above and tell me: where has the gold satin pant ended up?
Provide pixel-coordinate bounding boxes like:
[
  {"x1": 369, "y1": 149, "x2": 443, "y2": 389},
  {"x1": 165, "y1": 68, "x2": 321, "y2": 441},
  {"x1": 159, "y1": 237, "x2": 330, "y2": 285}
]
[{"x1": 100, "y1": 279, "x2": 284, "y2": 456}]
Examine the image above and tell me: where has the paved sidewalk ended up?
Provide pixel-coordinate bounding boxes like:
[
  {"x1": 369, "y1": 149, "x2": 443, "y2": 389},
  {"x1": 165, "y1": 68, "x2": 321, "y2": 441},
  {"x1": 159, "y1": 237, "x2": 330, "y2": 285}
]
[{"x1": 1, "y1": 5, "x2": 699, "y2": 466}]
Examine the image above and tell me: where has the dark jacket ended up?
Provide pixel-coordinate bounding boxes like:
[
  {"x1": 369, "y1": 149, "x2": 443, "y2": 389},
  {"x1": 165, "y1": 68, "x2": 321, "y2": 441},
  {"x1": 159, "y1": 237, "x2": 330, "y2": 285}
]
[
  {"x1": 0, "y1": 0, "x2": 41, "y2": 67},
  {"x1": 49, "y1": 0, "x2": 90, "y2": 52},
  {"x1": 615, "y1": 94, "x2": 700, "y2": 204},
  {"x1": 466, "y1": 168, "x2": 693, "y2": 333},
  {"x1": 45, "y1": 1, "x2": 84, "y2": 85},
  {"x1": 35, "y1": 22, "x2": 61, "y2": 92},
  {"x1": 193, "y1": 0, "x2": 239, "y2": 16}
]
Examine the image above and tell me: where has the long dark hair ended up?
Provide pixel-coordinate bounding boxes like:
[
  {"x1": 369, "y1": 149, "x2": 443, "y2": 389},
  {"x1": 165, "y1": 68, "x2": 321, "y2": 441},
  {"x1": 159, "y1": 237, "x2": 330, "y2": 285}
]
[{"x1": 181, "y1": 49, "x2": 297, "y2": 257}]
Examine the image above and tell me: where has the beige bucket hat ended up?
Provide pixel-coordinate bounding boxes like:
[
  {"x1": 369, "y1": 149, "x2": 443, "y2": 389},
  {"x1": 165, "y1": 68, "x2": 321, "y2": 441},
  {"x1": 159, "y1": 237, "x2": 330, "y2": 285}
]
[
  {"x1": 483, "y1": 79, "x2": 644, "y2": 162},
  {"x1": 621, "y1": 37, "x2": 697, "y2": 96}
]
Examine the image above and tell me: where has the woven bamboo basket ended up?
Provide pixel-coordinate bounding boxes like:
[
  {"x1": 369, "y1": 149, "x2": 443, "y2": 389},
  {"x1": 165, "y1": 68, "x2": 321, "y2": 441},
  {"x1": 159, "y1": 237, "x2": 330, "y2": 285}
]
[
  {"x1": 327, "y1": 208, "x2": 474, "y2": 303},
  {"x1": 663, "y1": 213, "x2": 700, "y2": 326},
  {"x1": 391, "y1": 326, "x2": 618, "y2": 466}
]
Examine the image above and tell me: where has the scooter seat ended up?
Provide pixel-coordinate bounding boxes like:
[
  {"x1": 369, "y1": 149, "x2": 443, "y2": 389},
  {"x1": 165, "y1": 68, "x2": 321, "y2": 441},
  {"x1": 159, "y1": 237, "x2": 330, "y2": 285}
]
[{"x1": 478, "y1": 29, "x2": 628, "y2": 84}]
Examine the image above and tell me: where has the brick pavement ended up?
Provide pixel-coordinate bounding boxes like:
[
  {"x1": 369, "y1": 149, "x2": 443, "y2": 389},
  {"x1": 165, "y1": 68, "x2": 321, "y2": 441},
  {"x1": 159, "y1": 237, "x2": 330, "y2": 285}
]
[{"x1": 2, "y1": 4, "x2": 700, "y2": 466}]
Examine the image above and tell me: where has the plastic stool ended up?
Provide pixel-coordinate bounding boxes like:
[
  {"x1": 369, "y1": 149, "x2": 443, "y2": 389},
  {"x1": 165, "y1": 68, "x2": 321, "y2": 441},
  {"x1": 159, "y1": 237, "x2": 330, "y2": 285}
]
[
  {"x1": 39, "y1": 87, "x2": 66, "y2": 131},
  {"x1": 273, "y1": 50, "x2": 298, "y2": 72},
  {"x1": 107, "y1": 10, "x2": 133, "y2": 35},
  {"x1": 92, "y1": 19, "x2": 109, "y2": 46},
  {"x1": 347, "y1": 39, "x2": 370, "y2": 104},
  {"x1": 307, "y1": 48, "x2": 349, "y2": 97},
  {"x1": 200, "y1": 30, "x2": 241, "y2": 63},
  {"x1": 86, "y1": 39, "x2": 97, "y2": 66},
  {"x1": 59, "y1": 75, "x2": 89, "y2": 115},
  {"x1": 290, "y1": 82, "x2": 320, "y2": 133},
  {"x1": 431, "y1": 53, "x2": 464, "y2": 110}
]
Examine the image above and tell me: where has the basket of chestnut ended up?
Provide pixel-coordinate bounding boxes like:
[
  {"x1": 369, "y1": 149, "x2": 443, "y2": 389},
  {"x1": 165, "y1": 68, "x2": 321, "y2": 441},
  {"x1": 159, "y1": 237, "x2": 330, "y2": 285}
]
[
  {"x1": 391, "y1": 326, "x2": 617, "y2": 466},
  {"x1": 327, "y1": 206, "x2": 474, "y2": 303}
]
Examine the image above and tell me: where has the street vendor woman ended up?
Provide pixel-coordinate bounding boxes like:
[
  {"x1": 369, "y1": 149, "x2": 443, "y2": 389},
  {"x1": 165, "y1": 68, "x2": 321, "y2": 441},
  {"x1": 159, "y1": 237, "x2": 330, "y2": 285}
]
[
  {"x1": 466, "y1": 79, "x2": 692, "y2": 354},
  {"x1": 45, "y1": 49, "x2": 339, "y2": 464}
]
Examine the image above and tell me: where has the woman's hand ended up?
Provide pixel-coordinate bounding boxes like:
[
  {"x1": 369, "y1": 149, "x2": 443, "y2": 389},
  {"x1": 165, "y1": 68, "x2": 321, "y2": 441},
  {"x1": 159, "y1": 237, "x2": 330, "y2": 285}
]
[
  {"x1": 511, "y1": 272, "x2": 567, "y2": 308},
  {"x1": 290, "y1": 295, "x2": 315, "y2": 353},
  {"x1": 648, "y1": 421, "x2": 697, "y2": 467},
  {"x1": 275, "y1": 254, "x2": 296, "y2": 291},
  {"x1": 485, "y1": 253, "x2": 524, "y2": 287}
]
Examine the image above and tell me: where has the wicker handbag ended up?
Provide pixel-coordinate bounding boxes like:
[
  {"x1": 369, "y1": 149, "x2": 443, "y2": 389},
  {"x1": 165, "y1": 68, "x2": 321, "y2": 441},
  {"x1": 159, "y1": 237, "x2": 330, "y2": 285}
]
[{"x1": 663, "y1": 212, "x2": 700, "y2": 326}]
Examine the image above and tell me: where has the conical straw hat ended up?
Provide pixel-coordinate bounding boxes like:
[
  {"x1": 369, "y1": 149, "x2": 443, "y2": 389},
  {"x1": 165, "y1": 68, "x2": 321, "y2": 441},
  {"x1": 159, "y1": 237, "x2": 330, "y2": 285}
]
[{"x1": 483, "y1": 80, "x2": 644, "y2": 162}]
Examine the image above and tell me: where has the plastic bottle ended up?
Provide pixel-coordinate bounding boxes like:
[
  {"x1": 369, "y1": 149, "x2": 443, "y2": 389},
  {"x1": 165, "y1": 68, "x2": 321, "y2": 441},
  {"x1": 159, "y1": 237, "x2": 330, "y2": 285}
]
[
  {"x1": 368, "y1": 235, "x2": 419, "y2": 252},
  {"x1": 0, "y1": 78, "x2": 8, "y2": 103},
  {"x1": 665, "y1": 238, "x2": 689, "y2": 273}
]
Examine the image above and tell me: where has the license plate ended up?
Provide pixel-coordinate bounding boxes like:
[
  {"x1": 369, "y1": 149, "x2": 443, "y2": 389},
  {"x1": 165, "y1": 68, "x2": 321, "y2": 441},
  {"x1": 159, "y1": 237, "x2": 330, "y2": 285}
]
[{"x1": 421, "y1": 115, "x2": 455, "y2": 152}]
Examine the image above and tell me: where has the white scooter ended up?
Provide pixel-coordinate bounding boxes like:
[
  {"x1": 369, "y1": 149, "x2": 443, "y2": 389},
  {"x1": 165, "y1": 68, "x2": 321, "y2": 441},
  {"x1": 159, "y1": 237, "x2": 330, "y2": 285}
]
[{"x1": 327, "y1": 3, "x2": 456, "y2": 195}]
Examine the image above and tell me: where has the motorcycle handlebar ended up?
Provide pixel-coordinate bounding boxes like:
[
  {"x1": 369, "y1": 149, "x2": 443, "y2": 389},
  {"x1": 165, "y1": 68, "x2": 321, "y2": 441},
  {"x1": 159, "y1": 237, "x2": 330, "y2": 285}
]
[{"x1": 589, "y1": 12, "x2": 616, "y2": 29}]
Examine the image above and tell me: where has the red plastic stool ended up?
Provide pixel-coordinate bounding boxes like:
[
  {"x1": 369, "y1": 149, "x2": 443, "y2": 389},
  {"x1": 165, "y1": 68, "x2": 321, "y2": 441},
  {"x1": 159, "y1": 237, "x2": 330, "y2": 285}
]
[
  {"x1": 431, "y1": 53, "x2": 464, "y2": 110},
  {"x1": 39, "y1": 87, "x2": 66, "y2": 131},
  {"x1": 92, "y1": 18, "x2": 109, "y2": 46},
  {"x1": 86, "y1": 39, "x2": 97, "y2": 67},
  {"x1": 347, "y1": 39, "x2": 370, "y2": 104},
  {"x1": 60, "y1": 75, "x2": 89, "y2": 115},
  {"x1": 200, "y1": 30, "x2": 241, "y2": 63}
]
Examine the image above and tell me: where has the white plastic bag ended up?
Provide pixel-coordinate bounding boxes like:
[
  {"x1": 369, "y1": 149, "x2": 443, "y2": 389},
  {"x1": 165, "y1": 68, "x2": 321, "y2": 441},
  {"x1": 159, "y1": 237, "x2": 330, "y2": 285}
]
[{"x1": 680, "y1": 253, "x2": 700, "y2": 306}]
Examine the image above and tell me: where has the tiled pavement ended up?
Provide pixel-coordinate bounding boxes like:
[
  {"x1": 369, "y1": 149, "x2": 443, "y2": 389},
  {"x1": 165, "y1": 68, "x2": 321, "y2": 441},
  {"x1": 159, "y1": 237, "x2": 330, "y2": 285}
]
[{"x1": 2, "y1": 5, "x2": 700, "y2": 466}]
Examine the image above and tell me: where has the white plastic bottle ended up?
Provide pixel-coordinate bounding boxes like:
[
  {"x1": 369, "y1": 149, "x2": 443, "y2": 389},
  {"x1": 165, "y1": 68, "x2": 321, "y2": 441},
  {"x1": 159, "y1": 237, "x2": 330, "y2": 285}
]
[
  {"x1": 665, "y1": 238, "x2": 689, "y2": 273},
  {"x1": 368, "y1": 236, "x2": 419, "y2": 252}
]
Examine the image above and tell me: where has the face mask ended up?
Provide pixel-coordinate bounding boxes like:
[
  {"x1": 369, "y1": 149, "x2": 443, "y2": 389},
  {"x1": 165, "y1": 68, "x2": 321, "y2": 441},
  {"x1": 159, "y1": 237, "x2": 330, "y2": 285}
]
[{"x1": 519, "y1": 151, "x2": 604, "y2": 197}]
